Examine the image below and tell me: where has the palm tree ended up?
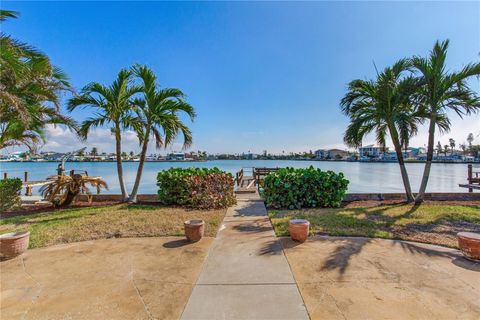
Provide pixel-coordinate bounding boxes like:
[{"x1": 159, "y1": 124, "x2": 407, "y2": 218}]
[
  {"x1": 40, "y1": 174, "x2": 108, "y2": 207},
  {"x1": 128, "y1": 64, "x2": 196, "y2": 203},
  {"x1": 443, "y1": 145, "x2": 449, "y2": 157},
  {"x1": 449, "y1": 138, "x2": 456, "y2": 156},
  {"x1": 67, "y1": 69, "x2": 141, "y2": 201},
  {"x1": 0, "y1": 10, "x2": 76, "y2": 150},
  {"x1": 341, "y1": 59, "x2": 422, "y2": 202},
  {"x1": 435, "y1": 141, "x2": 442, "y2": 157},
  {"x1": 467, "y1": 133, "x2": 474, "y2": 151},
  {"x1": 90, "y1": 147, "x2": 98, "y2": 157},
  {"x1": 413, "y1": 40, "x2": 480, "y2": 202}
]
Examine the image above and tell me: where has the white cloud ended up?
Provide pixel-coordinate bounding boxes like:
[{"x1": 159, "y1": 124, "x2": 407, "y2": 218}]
[{"x1": 38, "y1": 125, "x2": 194, "y2": 155}]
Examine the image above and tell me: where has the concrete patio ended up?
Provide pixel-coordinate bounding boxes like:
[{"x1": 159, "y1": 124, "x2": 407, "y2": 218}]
[
  {"x1": 282, "y1": 236, "x2": 480, "y2": 320},
  {"x1": 1, "y1": 197, "x2": 479, "y2": 319},
  {"x1": 1, "y1": 237, "x2": 213, "y2": 320}
]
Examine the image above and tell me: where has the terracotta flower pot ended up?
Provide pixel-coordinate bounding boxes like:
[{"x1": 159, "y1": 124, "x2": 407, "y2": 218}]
[
  {"x1": 184, "y1": 220, "x2": 205, "y2": 242},
  {"x1": 289, "y1": 219, "x2": 310, "y2": 243},
  {"x1": 0, "y1": 231, "x2": 30, "y2": 259},
  {"x1": 457, "y1": 232, "x2": 480, "y2": 261}
]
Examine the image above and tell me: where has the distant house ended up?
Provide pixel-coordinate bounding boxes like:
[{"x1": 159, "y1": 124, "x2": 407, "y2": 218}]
[
  {"x1": 314, "y1": 149, "x2": 349, "y2": 160},
  {"x1": 314, "y1": 149, "x2": 328, "y2": 159},
  {"x1": 242, "y1": 153, "x2": 258, "y2": 160},
  {"x1": 359, "y1": 145, "x2": 383, "y2": 159},
  {"x1": 382, "y1": 151, "x2": 398, "y2": 161},
  {"x1": 167, "y1": 152, "x2": 185, "y2": 161},
  {"x1": 328, "y1": 149, "x2": 350, "y2": 160},
  {"x1": 43, "y1": 152, "x2": 65, "y2": 161}
]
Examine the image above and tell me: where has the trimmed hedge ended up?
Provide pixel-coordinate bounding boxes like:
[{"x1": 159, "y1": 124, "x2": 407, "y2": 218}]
[
  {"x1": 0, "y1": 178, "x2": 22, "y2": 212},
  {"x1": 263, "y1": 166, "x2": 349, "y2": 209},
  {"x1": 157, "y1": 167, "x2": 236, "y2": 209}
]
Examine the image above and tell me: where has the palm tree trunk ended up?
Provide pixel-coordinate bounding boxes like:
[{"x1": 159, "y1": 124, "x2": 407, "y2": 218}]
[
  {"x1": 416, "y1": 116, "x2": 436, "y2": 203},
  {"x1": 129, "y1": 127, "x2": 150, "y2": 203},
  {"x1": 389, "y1": 126, "x2": 414, "y2": 202},
  {"x1": 114, "y1": 127, "x2": 129, "y2": 201}
]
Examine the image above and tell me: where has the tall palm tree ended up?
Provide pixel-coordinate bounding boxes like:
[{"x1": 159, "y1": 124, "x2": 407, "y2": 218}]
[
  {"x1": 67, "y1": 69, "x2": 141, "y2": 201},
  {"x1": 449, "y1": 138, "x2": 455, "y2": 156},
  {"x1": 341, "y1": 59, "x2": 422, "y2": 202},
  {"x1": 128, "y1": 65, "x2": 196, "y2": 203},
  {"x1": 436, "y1": 141, "x2": 442, "y2": 157},
  {"x1": 413, "y1": 40, "x2": 480, "y2": 202},
  {"x1": 0, "y1": 10, "x2": 76, "y2": 150}
]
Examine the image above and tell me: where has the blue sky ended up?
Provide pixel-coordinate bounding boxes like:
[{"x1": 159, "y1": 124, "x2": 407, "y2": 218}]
[{"x1": 3, "y1": 1, "x2": 479, "y2": 154}]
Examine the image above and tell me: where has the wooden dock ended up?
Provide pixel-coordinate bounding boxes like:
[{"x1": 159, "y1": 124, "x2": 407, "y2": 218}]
[
  {"x1": 234, "y1": 167, "x2": 279, "y2": 194},
  {"x1": 458, "y1": 164, "x2": 480, "y2": 192},
  {"x1": 3, "y1": 171, "x2": 52, "y2": 196}
]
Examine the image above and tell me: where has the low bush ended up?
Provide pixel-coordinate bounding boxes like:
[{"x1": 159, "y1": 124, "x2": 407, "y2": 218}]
[
  {"x1": 263, "y1": 166, "x2": 349, "y2": 209},
  {"x1": 157, "y1": 167, "x2": 236, "y2": 209},
  {"x1": 0, "y1": 178, "x2": 22, "y2": 212}
]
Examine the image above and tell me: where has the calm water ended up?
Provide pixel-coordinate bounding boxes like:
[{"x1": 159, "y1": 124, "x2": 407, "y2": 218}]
[{"x1": 0, "y1": 160, "x2": 471, "y2": 195}]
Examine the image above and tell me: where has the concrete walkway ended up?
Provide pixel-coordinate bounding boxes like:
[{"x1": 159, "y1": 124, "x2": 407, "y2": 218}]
[
  {"x1": 181, "y1": 195, "x2": 309, "y2": 319},
  {"x1": 1, "y1": 237, "x2": 213, "y2": 320}
]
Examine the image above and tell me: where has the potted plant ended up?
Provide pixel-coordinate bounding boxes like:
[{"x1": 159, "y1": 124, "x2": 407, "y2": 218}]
[
  {"x1": 0, "y1": 231, "x2": 30, "y2": 259},
  {"x1": 289, "y1": 219, "x2": 310, "y2": 242},
  {"x1": 457, "y1": 232, "x2": 480, "y2": 261},
  {"x1": 184, "y1": 220, "x2": 205, "y2": 242}
]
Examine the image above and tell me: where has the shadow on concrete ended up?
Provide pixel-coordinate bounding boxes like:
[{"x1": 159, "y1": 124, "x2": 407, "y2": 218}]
[
  {"x1": 230, "y1": 202, "x2": 266, "y2": 218},
  {"x1": 320, "y1": 238, "x2": 371, "y2": 277},
  {"x1": 258, "y1": 239, "x2": 284, "y2": 256},
  {"x1": 394, "y1": 241, "x2": 456, "y2": 258},
  {"x1": 233, "y1": 222, "x2": 272, "y2": 234},
  {"x1": 162, "y1": 239, "x2": 191, "y2": 248},
  {"x1": 452, "y1": 257, "x2": 480, "y2": 272},
  {"x1": 393, "y1": 241, "x2": 480, "y2": 271}
]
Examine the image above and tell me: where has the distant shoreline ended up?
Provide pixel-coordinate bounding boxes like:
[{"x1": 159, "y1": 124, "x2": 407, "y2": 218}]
[{"x1": 1, "y1": 159, "x2": 478, "y2": 164}]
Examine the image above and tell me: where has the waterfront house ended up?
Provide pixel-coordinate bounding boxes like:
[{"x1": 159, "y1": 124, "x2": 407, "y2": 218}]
[
  {"x1": 381, "y1": 151, "x2": 398, "y2": 161},
  {"x1": 315, "y1": 149, "x2": 349, "y2": 160},
  {"x1": 314, "y1": 149, "x2": 329, "y2": 159},
  {"x1": 359, "y1": 145, "x2": 383, "y2": 159},
  {"x1": 167, "y1": 152, "x2": 186, "y2": 161}
]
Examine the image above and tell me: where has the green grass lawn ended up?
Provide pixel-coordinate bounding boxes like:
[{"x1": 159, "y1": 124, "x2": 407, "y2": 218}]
[
  {"x1": 268, "y1": 203, "x2": 480, "y2": 248},
  {"x1": 1, "y1": 204, "x2": 226, "y2": 249}
]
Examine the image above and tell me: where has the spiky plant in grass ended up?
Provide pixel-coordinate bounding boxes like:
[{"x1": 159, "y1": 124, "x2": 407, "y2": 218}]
[{"x1": 40, "y1": 174, "x2": 108, "y2": 207}]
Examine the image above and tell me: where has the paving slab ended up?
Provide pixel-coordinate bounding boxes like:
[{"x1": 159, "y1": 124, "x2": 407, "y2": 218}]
[
  {"x1": 181, "y1": 284, "x2": 308, "y2": 320},
  {"x1": 181, "y1": 198, "x2": 309, "y2": 319},
  {"x1": 197, "y1": 218, "x2": 295, "y2": 284},
  {"x1": 282, "y1": 235, "x2": 480, "y2": 320},
  {"x1": 1, "y1": 237, "x2": 213, "y2": 320}
]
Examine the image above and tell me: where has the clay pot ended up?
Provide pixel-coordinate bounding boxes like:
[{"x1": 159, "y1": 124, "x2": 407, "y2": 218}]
[
  {"x1": 457, "y1": 232, "x2": 480, "y2": 261},
  {"x1": 184, "y1": 220, "x2": 205, "y2": 242},
  {"x1": 0, "y1": 231, "x2": 30, "y2": 259},
  {"x1": 289, "y1": 219, "x2": 310, "y2": 243}
]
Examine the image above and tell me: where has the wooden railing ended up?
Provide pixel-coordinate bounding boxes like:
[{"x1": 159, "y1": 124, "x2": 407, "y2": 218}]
[
  {"x1": 253, "y1": 167, "x2": 279, "y2": 182},
  {"x1": 467, "y1": 164, "x2": 480, "y2": 192},
  {"x1": 235, "y1": 168, "x2": 244, "y2": 186}
]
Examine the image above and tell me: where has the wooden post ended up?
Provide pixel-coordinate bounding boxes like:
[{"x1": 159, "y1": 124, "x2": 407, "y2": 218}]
[
  {"x1": 24, "y1": 171, "x2": 28, "y2": 182},
  {"x1": 70, "y1": 170, "x2": 74, "y2": 177},
  {"x1": 3, "y1": 172, "x2": 7, "y2": 180},
  {"x1": 468, "y1": 164, "x2": 473, "y2": 193}
]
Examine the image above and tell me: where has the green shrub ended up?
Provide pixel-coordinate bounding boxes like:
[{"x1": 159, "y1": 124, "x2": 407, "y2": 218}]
[
  {"x1": 157, "y1": 167, "x2": 236, "y2": 209},
  {"x1": 263, "y1": 166, "x2": 349, "y2": 209},
  {"x1": 0, "y1": 178, "x2": 22, "y2": 212}
]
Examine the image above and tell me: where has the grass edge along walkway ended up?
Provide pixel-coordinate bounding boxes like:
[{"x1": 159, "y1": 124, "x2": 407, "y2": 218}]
[
  {"x1": 0, "y1": 204, "x2": 226, "y2": 249},
  {"x1": 268, "y1": 202, "x2": 480, "y2": 248}
]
